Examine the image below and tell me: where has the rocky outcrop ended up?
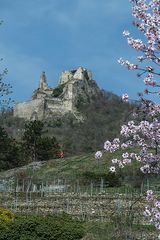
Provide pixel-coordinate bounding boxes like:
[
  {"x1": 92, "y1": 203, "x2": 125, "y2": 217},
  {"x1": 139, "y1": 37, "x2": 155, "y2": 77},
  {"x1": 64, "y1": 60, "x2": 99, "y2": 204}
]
[{"x1": 13, "y1": 67, "x2": 100, "y2": 120}]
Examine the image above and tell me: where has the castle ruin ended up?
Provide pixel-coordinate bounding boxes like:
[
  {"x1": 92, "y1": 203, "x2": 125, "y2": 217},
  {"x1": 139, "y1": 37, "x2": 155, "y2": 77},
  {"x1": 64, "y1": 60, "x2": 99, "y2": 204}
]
[{"x1": 13, "y1": 67, "x2": 100, "y2": 120}]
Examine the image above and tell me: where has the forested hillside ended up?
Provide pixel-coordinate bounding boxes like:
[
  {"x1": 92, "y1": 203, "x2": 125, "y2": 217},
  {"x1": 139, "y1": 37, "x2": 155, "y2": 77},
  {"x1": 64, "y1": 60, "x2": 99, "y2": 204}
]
[{"x1": 0, "y1": 90, "x2": 134, "y2": 170}]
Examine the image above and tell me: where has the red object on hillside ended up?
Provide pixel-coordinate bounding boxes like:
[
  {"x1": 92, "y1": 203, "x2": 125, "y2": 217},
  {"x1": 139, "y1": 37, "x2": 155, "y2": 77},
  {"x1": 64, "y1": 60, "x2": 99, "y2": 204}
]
[{"x1": 57, "y1": 151, "x2": 64, "y2": 158}]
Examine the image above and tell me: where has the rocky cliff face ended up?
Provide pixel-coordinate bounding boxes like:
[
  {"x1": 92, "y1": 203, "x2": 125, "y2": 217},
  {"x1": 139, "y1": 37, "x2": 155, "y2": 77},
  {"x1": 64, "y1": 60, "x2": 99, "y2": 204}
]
[{"x1": 13, "y1": 67, "x2": 101, "y2": 120}]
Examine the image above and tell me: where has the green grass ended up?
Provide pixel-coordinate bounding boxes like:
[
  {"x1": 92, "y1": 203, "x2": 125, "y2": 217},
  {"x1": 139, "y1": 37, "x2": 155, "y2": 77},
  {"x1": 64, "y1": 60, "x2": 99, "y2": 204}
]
[
  {"x1": 15, "y1": 146, "x2": 160, "y2": 195},
  {"x1": 84, "y1": 221, "x2": 156, "y2": 240},
  {"x1": 0, "y1": 148, "x2": 159, "y2": 239},
  {"x1": 25, "y1": 148, "x2": 140, "y2": 179},
  {"x1": 2, "y1": 147, "x2": 159, "y2": 193}
]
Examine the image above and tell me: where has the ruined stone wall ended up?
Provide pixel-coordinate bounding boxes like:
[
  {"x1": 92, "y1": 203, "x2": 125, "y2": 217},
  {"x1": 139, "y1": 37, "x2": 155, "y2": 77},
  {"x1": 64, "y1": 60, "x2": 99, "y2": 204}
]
[
  {"x1": 59, "y1": 71, "x2": 73, "y2": 85},
  {"x1": 59, "y1": 67, "x2": 92, "y2": 85},
  {"x1": 46, "y1": 94, "x2": 73, "y2": 115},
  {"x1": 13, "y1": 67, "x2": 100, "y2": 120},
  {"x1": 14, "y1": 99, "x2": 45, "y2": 120}
]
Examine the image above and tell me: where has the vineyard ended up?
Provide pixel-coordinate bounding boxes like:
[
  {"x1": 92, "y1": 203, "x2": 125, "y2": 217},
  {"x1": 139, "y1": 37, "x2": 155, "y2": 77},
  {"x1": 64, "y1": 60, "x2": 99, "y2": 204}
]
[
  {"x1": 0, "y1": 176, "x2": 157, "y2": 239},
  {"x1": 0, "y1": 153, "x2": 159, "y2": 239}
]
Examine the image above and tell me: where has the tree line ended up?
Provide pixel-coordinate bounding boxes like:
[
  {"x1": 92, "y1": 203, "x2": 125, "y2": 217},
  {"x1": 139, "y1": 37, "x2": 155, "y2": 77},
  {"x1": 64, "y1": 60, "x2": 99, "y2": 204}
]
[
  {"x1": 0, "y1": 120, "x2": 60, "y2": 171},
  {"x1": 0, "y1": 90, "x2": 134, "y2": 171}
]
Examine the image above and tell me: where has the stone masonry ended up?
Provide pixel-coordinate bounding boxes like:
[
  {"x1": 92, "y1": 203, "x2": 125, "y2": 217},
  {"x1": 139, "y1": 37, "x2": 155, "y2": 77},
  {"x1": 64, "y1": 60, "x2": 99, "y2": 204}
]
[{"x1": 13, "y1": 67, "x2": 100, "y2": 120}]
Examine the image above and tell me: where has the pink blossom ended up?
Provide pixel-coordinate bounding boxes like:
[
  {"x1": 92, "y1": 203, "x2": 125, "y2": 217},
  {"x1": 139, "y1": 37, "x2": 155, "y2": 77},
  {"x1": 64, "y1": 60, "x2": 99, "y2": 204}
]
[
  {"x1": 104, "y1": 141, "x2": 111, "y2": 151},
  {"x1": 122, "y1": 93, "x2": 129, "y2": 102},
  {"x1": 123, "y1": 158, "x2": 131, "y2": 165},
  {"x1": 146, "y1": 66, "x2": 154, "y2": 72},
  {"x1": 123, "y1": 30, "x2": 130, "y2": 37},
  {"x1": 112, "y1": 158, "x2": 118, "y2": 164},
  {"x1": 109, "y1": 166, "x2": 116, "y2": 173},
  {"x1": 122, "y1": 152, "x2": 129, "y2": 158},
  {"x1": 95, "y1": 151, "x2": 102, "y2": 159},
  {"x1": 144, "y1": 207, "x2": 151, "y2": 217},
  {"x1": 155, "y1": 202, "x2": 160, "y2": 209},
  {"x1": 97, "y1": 0, "x2": 160, "y2": 233}
]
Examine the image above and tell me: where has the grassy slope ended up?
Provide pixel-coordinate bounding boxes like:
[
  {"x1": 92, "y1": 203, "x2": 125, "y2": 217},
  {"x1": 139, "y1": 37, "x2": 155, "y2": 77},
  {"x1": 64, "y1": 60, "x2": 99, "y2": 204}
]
[
  {"x1": 12, "y1": 147, "x2": 140, "y2": 180},
  {"x1": 0, "y1": 147, "x2": 144, "y2": 184},
  {"x1": 0, "y1": 149, "x2": 158, "y2": 239}
]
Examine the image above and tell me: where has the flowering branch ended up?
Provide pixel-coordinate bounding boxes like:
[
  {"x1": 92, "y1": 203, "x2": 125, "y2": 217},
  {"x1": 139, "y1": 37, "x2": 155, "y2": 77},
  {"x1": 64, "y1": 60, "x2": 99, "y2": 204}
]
[{"x1": 96, "y1": 0, "x2": 160, "y2": 233}]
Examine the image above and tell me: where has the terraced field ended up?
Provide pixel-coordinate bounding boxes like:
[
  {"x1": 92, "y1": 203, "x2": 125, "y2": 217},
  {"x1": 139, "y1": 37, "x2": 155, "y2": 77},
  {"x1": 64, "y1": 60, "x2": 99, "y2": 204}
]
[{"x1": 0, "y1": 149, "x2": 159, "y2": 239}]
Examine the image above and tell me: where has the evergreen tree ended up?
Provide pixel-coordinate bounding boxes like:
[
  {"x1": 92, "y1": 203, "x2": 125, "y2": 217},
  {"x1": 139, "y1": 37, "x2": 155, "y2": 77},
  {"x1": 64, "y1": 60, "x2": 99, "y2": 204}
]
[
  {"x1": 0, "y1": 126, "x2": 20, "y2": 170},
  {"x1": 22, "y1": 120, "x2": 60, "y2": 161}
]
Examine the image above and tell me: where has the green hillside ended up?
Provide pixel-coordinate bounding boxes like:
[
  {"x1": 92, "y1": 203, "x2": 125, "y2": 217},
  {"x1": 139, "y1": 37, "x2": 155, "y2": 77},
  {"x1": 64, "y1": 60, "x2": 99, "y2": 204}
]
[
  {"x1": 1, "y1": 148, "x2": 144, "y2": 189},
  {"x1": 0, "y1": 90, "x2": 134, "y2": 162},
  {"x1": 31, "y1": 150, "x2": 138, "y2": 178}
]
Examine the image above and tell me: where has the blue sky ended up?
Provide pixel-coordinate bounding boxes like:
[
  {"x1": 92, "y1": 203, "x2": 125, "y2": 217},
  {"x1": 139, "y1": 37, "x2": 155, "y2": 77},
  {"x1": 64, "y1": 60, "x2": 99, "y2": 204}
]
[{"x1": 0, "y1": 0, "x2": 155, "y2": 103}]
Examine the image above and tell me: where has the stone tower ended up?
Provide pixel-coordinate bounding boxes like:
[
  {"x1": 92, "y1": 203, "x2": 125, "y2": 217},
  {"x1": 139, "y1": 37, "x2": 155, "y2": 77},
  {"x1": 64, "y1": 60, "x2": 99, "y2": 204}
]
[{"x1": 39, "y1": 71, "x2": 48, "y2": 90}]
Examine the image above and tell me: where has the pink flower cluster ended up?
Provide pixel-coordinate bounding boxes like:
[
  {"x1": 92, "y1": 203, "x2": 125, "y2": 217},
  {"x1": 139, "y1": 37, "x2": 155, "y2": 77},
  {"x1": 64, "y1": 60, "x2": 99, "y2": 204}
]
[
  {"x1": 119, "y1": 0, "x2": 160, "y2": 96},
  {"x1": 122, "y1": 93, "x2": 129, "y2": 102},
  {"x1": 127, "y1": 37, "x2": 145, "y2": 51},
  {"x1": 118, "y1": 58, "x2": 137, "y2": 70},
  {"x1": 96, "y1": 0, "x2": 160, "y2": 233},
  {"x1": 116, "y1": 0, "x2": 160, "y2": 234},
  {"x1": 95, "y1": 100, "x2": 160, "y2": 174},
  {"x1": 95, "y1": 151, "x2": 102, "y2": 159},
  {"x1": 144, "y1": 73, "x2": 157, "y2": 86},
  {"x1": 144, "y1": 190, "x2": 160, "y2": 230}
]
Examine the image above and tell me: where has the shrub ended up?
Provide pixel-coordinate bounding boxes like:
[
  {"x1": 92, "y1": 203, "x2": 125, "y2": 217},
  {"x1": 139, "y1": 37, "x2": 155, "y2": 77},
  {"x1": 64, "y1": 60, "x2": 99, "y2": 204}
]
[
  {"x1": 52, "y1": 84, "x2": 65, "y2": 98},
  {"x1": 82, "y1": 171, "x2": 121, "y2": 187},
  {"x1": 0, "y1": 207, "x2": 14, "y2": 224},
  {"x1": 106, "y1": 172, "x2": 121, "y2": 187},
  {"x1": 0, "y1": 214, "x2": 85, "y2": 240}
]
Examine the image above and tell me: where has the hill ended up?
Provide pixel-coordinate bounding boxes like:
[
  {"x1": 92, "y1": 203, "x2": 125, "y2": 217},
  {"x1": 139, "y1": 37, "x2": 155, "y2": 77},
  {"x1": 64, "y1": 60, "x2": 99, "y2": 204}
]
[
  {"x1": 0, "y1": 90, "x2": 134, "y2": 157},
  {"x1": 0, "y1": 69, "x2": 135, "y2": 171},
  {"x1": 0, "y1": 148, "x2": 144, "y2": 189}
]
